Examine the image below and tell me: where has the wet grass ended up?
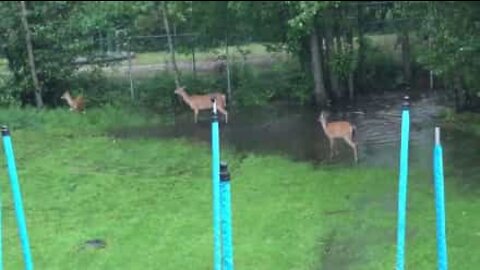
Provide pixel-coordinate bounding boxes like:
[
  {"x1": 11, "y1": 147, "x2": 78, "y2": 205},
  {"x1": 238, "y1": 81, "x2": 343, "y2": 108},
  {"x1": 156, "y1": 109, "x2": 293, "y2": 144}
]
[
  {"x1": 0, "y1": 107, "x2": 478, "y2": 269},
  {"x1": 441, "y1": 110, "x2": 480, "y2": 137}
]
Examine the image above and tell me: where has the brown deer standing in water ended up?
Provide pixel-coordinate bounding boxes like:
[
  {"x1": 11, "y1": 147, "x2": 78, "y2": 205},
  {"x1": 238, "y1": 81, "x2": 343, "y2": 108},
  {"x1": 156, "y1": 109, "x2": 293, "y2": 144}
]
[
  {"x1": 61, "y1": 91, "x2": 85, "y2": 113},
  {"x1": 174, "y1": 86, "x2": 228, "y2": 124},
  {"x1": 318, "y1": 111, "x2": 358, "y2": 162}
]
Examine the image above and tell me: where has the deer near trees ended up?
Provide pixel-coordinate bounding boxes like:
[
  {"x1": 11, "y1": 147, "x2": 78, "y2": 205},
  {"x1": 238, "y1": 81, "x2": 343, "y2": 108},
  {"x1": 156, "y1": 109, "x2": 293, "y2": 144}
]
[
  {"x1": 318, "y1": 111, "x2": 358, "y2": 162},
  {"x1": 61, "y1": 91, "x2": 85, "y2": 113},
  {"x1": 174, "y1": 86, "x2": 228, "y2": 124}
]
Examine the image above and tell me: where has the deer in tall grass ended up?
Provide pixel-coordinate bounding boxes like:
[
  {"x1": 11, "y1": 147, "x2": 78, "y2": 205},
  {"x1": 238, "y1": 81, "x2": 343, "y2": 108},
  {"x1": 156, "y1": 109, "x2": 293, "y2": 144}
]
[
  {"x1": 61, "y1": 91, "x2": 85, "y2": 113},
  {"x1": 174, "y1": 86, "x2": 228, "y2": 124},
  {"x1": 318, "y1": 111, "x2": 358, "y2": 162}
]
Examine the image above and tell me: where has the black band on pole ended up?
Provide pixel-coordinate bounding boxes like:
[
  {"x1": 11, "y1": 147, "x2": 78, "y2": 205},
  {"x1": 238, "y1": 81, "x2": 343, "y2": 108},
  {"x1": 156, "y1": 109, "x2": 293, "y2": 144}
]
[
  {"x1": 1, "y1": 125, "x2": 10, "y2": 136},
  {"x1": 402, "y1": 95, "x2": 410, "y2": 111},
  {"x1": 220, "y1": 162, "x2": 230, "y2": 182}
]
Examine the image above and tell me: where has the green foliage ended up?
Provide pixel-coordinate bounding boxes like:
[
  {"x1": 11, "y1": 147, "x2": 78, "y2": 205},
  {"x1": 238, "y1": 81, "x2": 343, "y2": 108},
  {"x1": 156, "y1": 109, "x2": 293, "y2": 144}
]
[
  {"x1": 0, "y1": 1, "x2": 478, "y2": 109},
  {"x1": 414, "y1": 2, "x2": 480, "y2": 96},
  {"x1": 330, "y1": 50, "x2": 356, "y2": 80},
  {"x1": 0, "y1": 2, "x2": 94, "y2": 106},
  {"x1": 0, "y1": 72, "x2": 20, "y2": 107},
  {"x1": 69, "y1": 70, "x2": 132, "y2": 107},
  {"x1": 440, "y1": 108, "x2": 480, "y2": 136},
  {"x1": 362, "y1": 37, "x2": 400, "y2": 92},
  {"x1": 63, "y1": 56, "x2": 310, "y2": 110}
]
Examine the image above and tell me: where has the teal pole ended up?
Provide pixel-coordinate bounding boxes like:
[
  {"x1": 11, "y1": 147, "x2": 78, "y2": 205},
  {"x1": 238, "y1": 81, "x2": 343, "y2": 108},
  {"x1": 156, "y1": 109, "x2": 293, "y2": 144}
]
[
  {"x1": 211, "y1": 99, "x2": 221, "y2": 270},
  {"x1": 0, "y1": 181, "x2": 2, "y2": 270},
  {"x1": 1, "y1": 126, "x2": 34, "y2": 270},
  {"x1": 433, "y1": 127, "x2": 448, "y2": 270},
  {"x1": 396, "y1": 96, "x2": 410, "y2": 270},
  {"x1": 220, "y1": 162, "x2": 234, "y2": 270}
]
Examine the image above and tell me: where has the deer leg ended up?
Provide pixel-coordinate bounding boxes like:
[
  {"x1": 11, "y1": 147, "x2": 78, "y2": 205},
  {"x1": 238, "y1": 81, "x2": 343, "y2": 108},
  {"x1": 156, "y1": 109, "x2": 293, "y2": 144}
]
[
  {"x1": 329, "y1": 138, "x2": 335, "y2": 159},
  {"x1": 194, "y1": 110, "x2": 199, "y2": 123},
  {"x1": 344, "y1": 137, "x2": 358, "y2": 162},
  {"x1": 217, "y1": 107, "x2": 228, "y2": 124}
]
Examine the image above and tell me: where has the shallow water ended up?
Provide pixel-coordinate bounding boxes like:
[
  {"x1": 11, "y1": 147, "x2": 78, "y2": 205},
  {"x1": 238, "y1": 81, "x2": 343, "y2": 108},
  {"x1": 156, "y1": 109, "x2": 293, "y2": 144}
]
[{"x1": 111, "y1": 91, "x2": 477, "y2": 174}]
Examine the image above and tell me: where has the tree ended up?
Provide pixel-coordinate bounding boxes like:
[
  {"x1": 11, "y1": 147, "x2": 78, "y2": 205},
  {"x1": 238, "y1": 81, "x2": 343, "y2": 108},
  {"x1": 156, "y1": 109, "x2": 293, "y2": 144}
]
[
  {"x1": 160, "y1": 1, "x2": 181, "y2": 88},
  {"x1": 415, "y1": 1, "x2": 480, "y2": 110},
  {"x1": 0, "y1": 1, "x2": 145, "y2": 107},
  {"x1": 286, "y1": 1, "x2": 335, "y2": 106},
  {"x1": 19, "y1": 1, "x2": 43, "y2": 108}
]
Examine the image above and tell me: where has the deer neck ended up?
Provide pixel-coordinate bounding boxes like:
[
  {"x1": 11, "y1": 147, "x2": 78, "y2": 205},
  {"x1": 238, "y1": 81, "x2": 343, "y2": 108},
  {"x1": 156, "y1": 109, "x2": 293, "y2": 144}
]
[
  {"x1": 63, "y1": 94, "x2": 76, "y2": 107},
  {"x1": 178, "y1": 91, "x2": 194, "y2": 108},
  {"x1": 320, "y1": 118, "x2": 328, "y2": 130}
]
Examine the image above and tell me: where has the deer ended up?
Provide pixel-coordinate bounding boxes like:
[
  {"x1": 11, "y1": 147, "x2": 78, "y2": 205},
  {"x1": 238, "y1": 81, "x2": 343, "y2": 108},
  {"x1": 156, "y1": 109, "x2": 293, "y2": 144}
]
[
  {"x1": 61, "y1": 91, "x2": 85, "y2": 113},
  {"x1": 318, "y1": 111, "x2": 358, "y2": 162},
  {"x1": 174, "y1": 86, "x2": 228, "y2": 124}
]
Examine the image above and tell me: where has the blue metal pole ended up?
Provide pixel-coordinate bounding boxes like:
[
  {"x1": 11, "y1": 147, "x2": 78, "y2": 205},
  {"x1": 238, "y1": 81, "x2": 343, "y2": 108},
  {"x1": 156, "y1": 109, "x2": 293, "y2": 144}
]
[
  {"x1": 1, "y1": 126, "x2": 34, "y2": 270},
  {"x1": 220, "y1": 162, "x2": 234, "y2": 270},
  {"x1": 210, "y1": 99, "x2": 222, "y2": 270},
  {"x1": 0, "y1": 183, "x2": 2, "y2": 270},
  {"x1": 396, "y1": 96, "x2": 410, "y2": 270},
  {"x1": 433, "y1": 127, "x2": 448, "y2": 270}
]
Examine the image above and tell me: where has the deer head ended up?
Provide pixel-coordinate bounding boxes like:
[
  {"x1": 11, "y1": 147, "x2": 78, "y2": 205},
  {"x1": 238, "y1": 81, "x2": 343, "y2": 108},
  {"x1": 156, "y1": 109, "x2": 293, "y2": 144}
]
[
  {"x1": 61, "y1": 91, "x2": 71, "y2": 100},
  {"x1": 174, "y1": 86, "x2": 187, "y2": 96},
  {"x1": 318, "y1": 111, "x2": 328, "y2": 123}
]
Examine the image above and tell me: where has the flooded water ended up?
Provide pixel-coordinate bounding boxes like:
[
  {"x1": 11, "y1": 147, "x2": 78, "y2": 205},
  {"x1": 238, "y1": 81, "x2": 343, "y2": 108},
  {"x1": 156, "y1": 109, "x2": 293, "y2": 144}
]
[{"x1": 110, "y1": 91, "x2": 478, "y2": 176}]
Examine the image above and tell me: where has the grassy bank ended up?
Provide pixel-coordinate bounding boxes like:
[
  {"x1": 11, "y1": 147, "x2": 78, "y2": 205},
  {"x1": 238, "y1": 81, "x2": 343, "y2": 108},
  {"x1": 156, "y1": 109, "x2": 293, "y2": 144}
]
[
  {"x1": 440, "y1": 109, "x2": 480, "y2": 137},
  {"x1": 0, "y1": 107, "x2": 478, "y2": 269}
]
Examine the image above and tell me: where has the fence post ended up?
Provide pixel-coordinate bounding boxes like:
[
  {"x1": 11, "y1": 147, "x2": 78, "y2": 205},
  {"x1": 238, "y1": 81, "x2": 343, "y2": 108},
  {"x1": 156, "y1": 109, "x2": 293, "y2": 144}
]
[
  {"x1": 396, "y1": 96, "x2": 410, "y2": 270},
  {"x1": 220, "y1": 162, "x2": 234, "y2": 270},
  {"x1": 128, "y1": 37, "x2": 135, "y2": 101},
  {"x1": 433, "y1": 127, "x2": 448, "y2": 270},
  {"x1": 211, "y1": 99, "x2": 222, "y2": 270},
  {"x1": 1, "y1": 126, "x2": 34, "y2": 270}
]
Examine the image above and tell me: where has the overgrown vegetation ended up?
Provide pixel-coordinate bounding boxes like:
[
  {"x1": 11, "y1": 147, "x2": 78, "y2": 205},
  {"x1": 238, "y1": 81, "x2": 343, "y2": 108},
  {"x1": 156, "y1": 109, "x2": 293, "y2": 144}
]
[
  {"x1": 0, "y1": 1, "x2": 478, "y2": 111},
  {"x1": 440, "y1": 108, "x2": 480, "y2": 136}
]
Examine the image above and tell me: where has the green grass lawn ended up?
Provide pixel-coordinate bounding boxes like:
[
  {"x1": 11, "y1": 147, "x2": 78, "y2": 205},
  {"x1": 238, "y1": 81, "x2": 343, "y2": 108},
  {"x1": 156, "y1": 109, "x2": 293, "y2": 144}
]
[
  {"x1": 132, "y1": 43, "x2": 289, "y2": 66},
  {"x1": 126, "y1": 35, "x2": 399, "y2": 67},
  {"x1": 0, "y1": 107, "x2": 478, "y2": 269}
]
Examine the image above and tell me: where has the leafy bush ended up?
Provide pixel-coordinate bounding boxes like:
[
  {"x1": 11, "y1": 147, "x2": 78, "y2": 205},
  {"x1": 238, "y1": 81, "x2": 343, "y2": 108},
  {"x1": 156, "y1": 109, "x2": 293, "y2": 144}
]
[{"x1": 362, "y1": 37, "x2": 401, "y2": 92}]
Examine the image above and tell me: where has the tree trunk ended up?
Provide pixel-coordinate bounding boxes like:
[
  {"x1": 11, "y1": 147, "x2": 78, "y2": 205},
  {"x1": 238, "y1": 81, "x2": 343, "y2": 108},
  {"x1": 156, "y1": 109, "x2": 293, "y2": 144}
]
[
  {"x1": 161, "y1": 2, "x2": 181, "y2": 88},
  {"x1": 335, "y1": 25, "x2": 345, "y2": 98},
  {"x1": 19, "y1": 1, "x2": 43, "y2": 108},
  {"x1": 225, "y1": 36, "x2": 232, "y2": 103},
  {"x1": 357, "y1": 3, "x2": 366, "y2": 92},
  {"x1": 453, "y1": 73, "x2": 467, "y2": 112},
  {"x1": 346, "y1": 29, "x2": 355, "y2": 100},
  {"x1": 310, "y1": 27, "x2": 327, "y2": 106},
  {"x1": 325, "y1": 15, "x2": 340, "y2": 102},
  {"x1": 400, "y1": 30, "x2": 412, "y2": 86}
]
